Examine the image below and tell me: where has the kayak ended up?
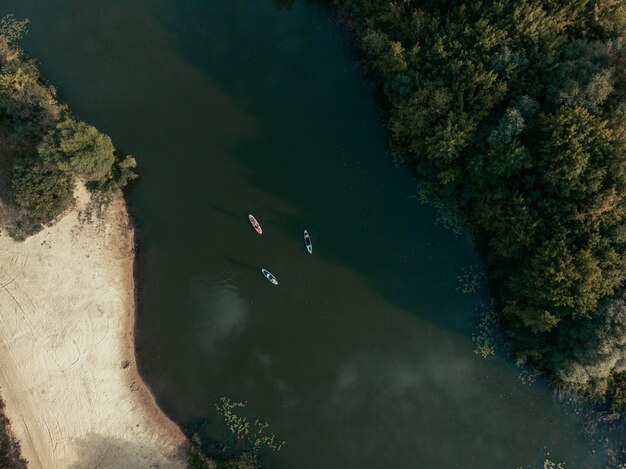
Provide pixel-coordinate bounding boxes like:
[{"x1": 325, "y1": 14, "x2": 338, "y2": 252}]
[
  {"x1": 303, "y1": 230, "x2": 312, "y2": 254},
  {"x1": 248, "y1": 214, "x2": 262, "y2": 234},
  {"x1": 261, "y1": 268, "x2": 278, "y2": 285}
]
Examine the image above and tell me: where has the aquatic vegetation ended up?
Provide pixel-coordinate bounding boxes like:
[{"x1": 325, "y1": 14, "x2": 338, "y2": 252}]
[
  {"x1": 216, "y1": 397, "x2": 285, "y2": 453},
  {"x1": 516, "y1": 363, "x2": 539, "y2": 386},
  {"x1": 456, "y1": 265, "x2": 483, "y2": 294},
  {"x1": 542, "y1": 460, "x2": 566, "y2": 469},
  {"x1": 515, "y1": 457, "x2": 566, "y2": 469},
  {"x1": 472, "y1": 301, "x2": 496, "y2": 359},
  {"x1": 0, "y1": 15, "x2": 27, "y2": 44}
]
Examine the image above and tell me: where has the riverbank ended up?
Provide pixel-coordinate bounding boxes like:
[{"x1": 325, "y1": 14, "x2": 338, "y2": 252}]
[{"x1": 0, "y1": 184, "x2": 186, "y2": 468}]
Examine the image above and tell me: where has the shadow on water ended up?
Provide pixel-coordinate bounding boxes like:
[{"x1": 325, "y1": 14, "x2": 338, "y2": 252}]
[
  {"x1": 152, "y1": 0, "x2": 483, "y2": 338},
  {"x1": 209, "y1": 203, "x2": 245, "y2": 223},
  {"x1": 223, "y1": 255, "x2": 258, "y2": 273}
]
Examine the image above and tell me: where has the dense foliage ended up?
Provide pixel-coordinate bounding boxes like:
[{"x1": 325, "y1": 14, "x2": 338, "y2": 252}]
[
  {"x1": 336, "y1": 0, "x2": 626, "y2": 403},
  {"x1": 37, "y1": 118, "x2": 116, "y2": 183},
  {"x1": 12, "y1": 157, "x2": 73, "y2": 224},
  {"x1": 0, "y1": 17, "x2": 136, "y2": 236}
]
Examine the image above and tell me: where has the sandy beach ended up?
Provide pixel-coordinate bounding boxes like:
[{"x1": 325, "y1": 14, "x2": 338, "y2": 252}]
[{"x1": 0, "y1": 185, "x2": 186, "y2": 468}]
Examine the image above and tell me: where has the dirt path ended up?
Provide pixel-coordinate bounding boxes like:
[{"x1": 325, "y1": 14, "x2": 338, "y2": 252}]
[{"x1": 0, "y1": 186, "x2": 186, "y2": 468}]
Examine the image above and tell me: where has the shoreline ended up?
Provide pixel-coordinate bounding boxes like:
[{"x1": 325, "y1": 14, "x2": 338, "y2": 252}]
[
  {"x1": 0, "y1": 185, "x2": 186, "y2": 468},
  {"x1": 121, "y1": 196, "x2": 186, "y2": 450}
]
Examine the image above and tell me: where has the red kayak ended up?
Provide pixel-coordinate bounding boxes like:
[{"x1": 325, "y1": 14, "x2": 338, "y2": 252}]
[{"x1": 248, "y1": 214, "x2": 262, "y2": 234}]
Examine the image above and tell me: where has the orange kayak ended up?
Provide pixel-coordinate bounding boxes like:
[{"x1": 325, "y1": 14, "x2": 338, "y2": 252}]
[{"x1": 248, "y1": 214, "x2": 262, "y2": 234}]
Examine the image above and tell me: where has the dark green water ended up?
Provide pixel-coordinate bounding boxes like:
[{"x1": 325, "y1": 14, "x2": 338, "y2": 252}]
[{"x1": 2, "y1": 1, "x2": 605, "y2": 467}]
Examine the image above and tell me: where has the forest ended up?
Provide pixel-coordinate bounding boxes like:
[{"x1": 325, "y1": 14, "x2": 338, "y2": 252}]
[{"x1": 333, "y1": 0, "x2": 626, "y2": 409}]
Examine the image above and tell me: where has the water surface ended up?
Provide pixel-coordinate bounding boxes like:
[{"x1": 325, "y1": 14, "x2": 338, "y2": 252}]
[{"x1": 2, "y1": 1, "x2": 603, "y2": 467}]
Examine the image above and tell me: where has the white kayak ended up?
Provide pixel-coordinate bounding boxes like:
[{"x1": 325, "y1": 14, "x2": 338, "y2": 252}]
[
  {"x1": 303, "y1": 230, "x2": 312, "y2": 254},
  {"x1": 261, "y1": 268, "x2": 278, "y2": 285}
]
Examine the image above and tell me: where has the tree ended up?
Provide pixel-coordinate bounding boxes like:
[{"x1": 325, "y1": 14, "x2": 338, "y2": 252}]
[
  {"x1": 552, "y1": 293, "x2": 626, "y2": 390},
  {"x1": 548, "y1": 39, "x2": 618, "y2": 113},
  {"x1": 37, "y1": 118, "x2": 115, "y2": 182},
  {"x1": 12, "y1": 158, "x2": 73, "y2": 224},
  {"x1": 88, "y1": 154, "x2": 138, "y2": 192}
]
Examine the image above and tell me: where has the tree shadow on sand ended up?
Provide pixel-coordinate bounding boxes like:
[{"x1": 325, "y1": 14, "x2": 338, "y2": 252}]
[{"x1": 68, "y1": 433, "x2": 185, "y2": 469}]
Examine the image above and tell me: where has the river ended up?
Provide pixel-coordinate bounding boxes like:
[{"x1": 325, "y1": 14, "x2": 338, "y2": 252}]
[{"x1": 1, "y1": 1, "x2": 604, "y2": 467}]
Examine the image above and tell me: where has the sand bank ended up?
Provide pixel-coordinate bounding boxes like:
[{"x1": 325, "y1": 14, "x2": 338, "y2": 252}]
[{"x1": 0, "y1": 185, "x2": 186, "y2": 468}]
